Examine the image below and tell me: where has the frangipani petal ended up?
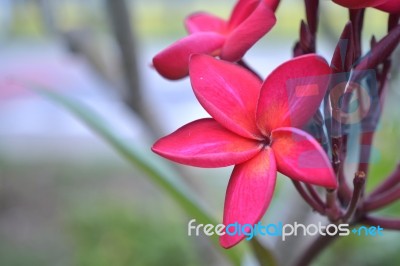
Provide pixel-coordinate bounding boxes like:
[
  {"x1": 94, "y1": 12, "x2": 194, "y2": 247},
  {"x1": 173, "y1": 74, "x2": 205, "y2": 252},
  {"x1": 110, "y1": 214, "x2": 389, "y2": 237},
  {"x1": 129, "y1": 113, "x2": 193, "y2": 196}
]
[
  {"x1": 265, "y1": 0, "x2": 281, "y2": 11},
  {"x1": 220, "y1": 147, "x2": 276, "y2": 248},
  {"x1": 222, "y1": 1, "x2": 276, "y2": 61},
  {"x1": 256, "y1": 54, "x2": 331, "y2": 135},
  {"x1": 375, "y1": 1, "x2": 400, "y2": 13},
  {"x1": 228, "y1": 0, "x2": 260, "y2": 30},
  {"x1": 152, "y1": 118, "x2": 262, "y2": 168},
  {"x1": 332, "y1": 0, "x2": 388, "y2": 9},
  {"x1": 190, "y1": 54, "x2": 262, "y2": 139},
  {"x1": 185, "y1": 12, "x2": 227, "y2": 34},
  {"x1": 153, "y1": 32, "x2": 225, "y2": 80},
  {"x1": 271, "y1": 127, "x2": 337, "y2": 189}
]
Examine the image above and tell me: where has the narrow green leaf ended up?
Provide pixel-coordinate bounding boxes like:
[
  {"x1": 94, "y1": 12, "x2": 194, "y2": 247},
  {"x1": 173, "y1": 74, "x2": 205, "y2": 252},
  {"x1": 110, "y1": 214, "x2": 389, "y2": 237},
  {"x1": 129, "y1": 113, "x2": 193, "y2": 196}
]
[{"x1": 34, "y1": 88, "x2": 243, "y2": 265}]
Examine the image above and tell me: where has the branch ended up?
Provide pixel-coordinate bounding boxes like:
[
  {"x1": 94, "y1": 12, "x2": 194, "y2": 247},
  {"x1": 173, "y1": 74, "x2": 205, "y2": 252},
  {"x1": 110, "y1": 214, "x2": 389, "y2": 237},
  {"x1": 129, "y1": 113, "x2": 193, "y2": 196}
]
[
  {"x1": 106, "y1": 0, "x2": 141, "y2": 113},
  {"x1": 369, "y1": 163, "x2": 400, "y2": 197},
  {"x1": 342, "y1": 171, "x2": 365, "y2": 222},
  {"x1": 105, "y1": 0, "x2": 164, "y2": 138}
]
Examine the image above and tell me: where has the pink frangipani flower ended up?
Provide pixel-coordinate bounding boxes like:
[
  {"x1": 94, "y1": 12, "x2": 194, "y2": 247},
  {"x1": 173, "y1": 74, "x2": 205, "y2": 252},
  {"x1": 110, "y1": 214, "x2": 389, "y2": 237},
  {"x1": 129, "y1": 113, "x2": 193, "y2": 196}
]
[
  {"x1": 333, "y1": 0, "x2": 400, "y2": 13},
  {"x1": 152, "y1": 0, "x2": 279, "y2": 80},
  {"x1": 152, "y1": 54, "x2": 337, "y2": 248}
]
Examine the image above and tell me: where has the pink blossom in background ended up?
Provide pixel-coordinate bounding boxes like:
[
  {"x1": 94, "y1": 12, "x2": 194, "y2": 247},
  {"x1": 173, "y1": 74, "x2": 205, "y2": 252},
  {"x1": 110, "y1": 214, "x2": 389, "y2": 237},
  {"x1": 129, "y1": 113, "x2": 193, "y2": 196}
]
[
  {"x1": 152, "y1": 0, "x2": 279, "y2": 80},
  {"x1": 0, "y1": 57, "x2": 75, "y2": 102}
]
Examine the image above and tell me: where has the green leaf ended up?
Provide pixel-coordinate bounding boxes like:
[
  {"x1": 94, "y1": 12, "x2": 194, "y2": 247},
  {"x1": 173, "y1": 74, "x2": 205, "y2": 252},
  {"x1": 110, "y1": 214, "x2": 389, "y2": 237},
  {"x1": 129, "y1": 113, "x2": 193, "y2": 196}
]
[{"x1": 34, "y1": 88, "x2": 244, "y2": 265}]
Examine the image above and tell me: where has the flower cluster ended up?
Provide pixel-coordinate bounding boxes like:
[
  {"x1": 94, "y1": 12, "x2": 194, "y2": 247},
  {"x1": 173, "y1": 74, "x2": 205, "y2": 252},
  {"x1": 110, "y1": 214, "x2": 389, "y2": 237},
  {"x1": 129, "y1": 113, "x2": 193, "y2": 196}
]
[{"x1": 151, "y1": 0, "x2": 400, "y2": 250}]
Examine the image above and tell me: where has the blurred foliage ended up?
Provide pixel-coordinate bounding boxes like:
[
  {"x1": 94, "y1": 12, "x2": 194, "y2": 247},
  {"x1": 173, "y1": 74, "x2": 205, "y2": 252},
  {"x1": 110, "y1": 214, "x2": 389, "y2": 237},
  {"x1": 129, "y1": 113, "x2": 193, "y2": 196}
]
[
  {"x1": 316, "y1": 230, "x2": 400, "y2": 266},
  {"x1": 367, "y1": 119, "x2": 400, "y2": 193},
  {"x1": 69, "y1": 205, "x2": 199, "y2": 266},
  {"x1": 0, "y1": 156, "x2": 203, "y2": 266},
  {"x1": 10, "y1": 2, "x2": 44, "y2": 37},
  {"x1": 0, "y1": 242, "x2": 47, "y2": 266},
  {"x1": 1, "y1": 0, "x2": 389, "y2": 40}
]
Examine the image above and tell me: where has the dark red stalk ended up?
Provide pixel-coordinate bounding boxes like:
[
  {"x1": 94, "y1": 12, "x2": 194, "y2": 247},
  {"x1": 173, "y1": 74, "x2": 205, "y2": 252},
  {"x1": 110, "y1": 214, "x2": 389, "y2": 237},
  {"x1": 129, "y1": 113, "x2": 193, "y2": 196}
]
[
  {"x1": 349, "y1": 9, "x2": 365, "y2": 61},
  {"x1": 361, "y1": 215, "x2": 400, "y2": 230},
  {"x1": 337, "y1": 165, "x2": 352, "y2": 206},
  {"x1": 292, "y1": 181, "x2": 325, "y2": 215},
  {"x1": 369, "y1": 163, "x2": 400, "y2": 198},
  {"x1": 388, "y1": 14, "x2": 400, "y2": 32},
  {"x1": 304, "y1": 0, "x2": 319, "y2": 37},
  {"x1": 328, "y1": 24, "x2": 354, "y2": 204},
  {"x1": 325, "y1": 188, "x2": 342, "y2": 222},
  {"x1": 342, "y1": 171, "x2": 365, "y2": 222},
  {"x1": 305, "y1": 184, "x2": 325, "y2": 208},
  {"x1": 330, "y1": 22, "x2": 354, "y2": 73},
  {"x1": 378, "y1": 60, "x2": 391, "y2": 97},
  {"x1": 357, "y1": 132, "x2": 374, "y2": 183},
  {"x1": 355, "y1": 24, "x2": 400, "y2": 75},
  {"x1": 299, "y1": 20, "x2": 315, "y2": 53},
  {"x1": 363, "y1": 185, "x2": 400, "y2": 212}
]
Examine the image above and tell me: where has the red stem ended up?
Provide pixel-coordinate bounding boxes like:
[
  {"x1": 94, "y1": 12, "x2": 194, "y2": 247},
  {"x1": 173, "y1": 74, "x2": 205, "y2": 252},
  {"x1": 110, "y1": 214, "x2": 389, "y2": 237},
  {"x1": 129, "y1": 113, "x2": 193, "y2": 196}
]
[
  {"x1": 369, "y1": 163, "x2": 400, "y2": 198},
  {"x1": 388, "y1": 14, "x2": 400, "y2": 32},
  {"x1": 361, "y1": 215, "x2": 400, "y2": 230},
  {"x1": 325, "y1": 189, "x2": 342, "y2": 222},
  {"x1": 349, "y1": 9, "x2": 365, "y2": 61},
  {"x1": 342, "y1": 171, "x2": 365, "y2": 222},
  {"x1": 304, "y1": 0, "x2": 319, "y2": 36},
  {"x1": 357, "y1": 132, "x2": 374, "y2": 180},
  {"x1": 305, "y1": 184, "x2": 325, "y2": 207},
  {"x1": 337, "y1": 164, "x2": 352, "y2": 206},
  {"x1": 292, "y1": 180, "x2": 325, "y2": 214},
  {"x1": 363, "y1": 185, "x2": 400, "y2": 212}
]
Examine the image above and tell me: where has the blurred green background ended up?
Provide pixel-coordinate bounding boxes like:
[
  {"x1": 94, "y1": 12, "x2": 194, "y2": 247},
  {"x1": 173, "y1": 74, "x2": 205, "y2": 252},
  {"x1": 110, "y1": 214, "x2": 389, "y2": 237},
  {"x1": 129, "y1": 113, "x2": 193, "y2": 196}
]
[{"x1": 0, "y1": 0, "x2": 399, "y2": 265}]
